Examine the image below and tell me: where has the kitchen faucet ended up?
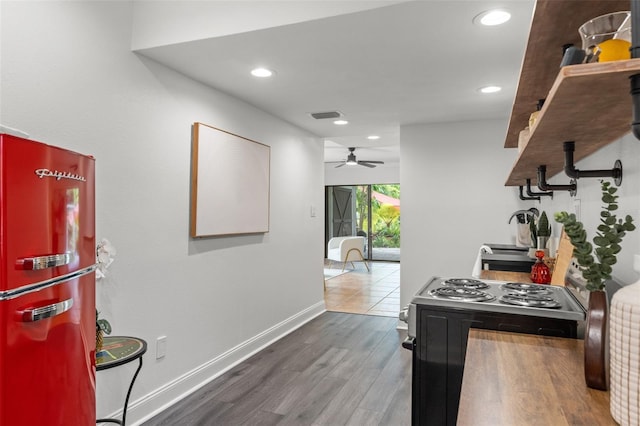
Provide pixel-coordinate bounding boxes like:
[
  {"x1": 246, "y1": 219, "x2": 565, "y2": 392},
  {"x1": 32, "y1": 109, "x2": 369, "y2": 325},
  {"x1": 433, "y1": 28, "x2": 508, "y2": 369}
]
[{"x1": 508, "y1": 208, "x2": 539, "y2": 224}]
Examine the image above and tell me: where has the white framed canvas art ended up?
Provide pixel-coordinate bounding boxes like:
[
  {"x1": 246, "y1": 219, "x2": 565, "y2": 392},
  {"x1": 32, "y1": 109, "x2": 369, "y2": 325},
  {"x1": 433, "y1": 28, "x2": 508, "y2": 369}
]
[{"x1": 190, "y1": 122, "x2": 270, "y2": 237}]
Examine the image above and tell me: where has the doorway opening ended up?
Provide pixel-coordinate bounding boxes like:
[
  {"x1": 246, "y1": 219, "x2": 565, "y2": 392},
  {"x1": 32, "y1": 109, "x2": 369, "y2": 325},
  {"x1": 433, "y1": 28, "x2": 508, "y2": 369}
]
[
  {"x1": 323, "y1": 184, "x2": 400, "y2": 317},
  {"x1": 325, "y1": 184, "x2": 400, "y2": 262}
]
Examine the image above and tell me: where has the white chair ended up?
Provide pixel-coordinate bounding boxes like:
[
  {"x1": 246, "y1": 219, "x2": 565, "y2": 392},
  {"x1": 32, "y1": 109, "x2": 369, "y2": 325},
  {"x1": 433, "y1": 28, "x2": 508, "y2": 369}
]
[{"x1": 327, "y1": 236, "x2": 370, "y2": 271}]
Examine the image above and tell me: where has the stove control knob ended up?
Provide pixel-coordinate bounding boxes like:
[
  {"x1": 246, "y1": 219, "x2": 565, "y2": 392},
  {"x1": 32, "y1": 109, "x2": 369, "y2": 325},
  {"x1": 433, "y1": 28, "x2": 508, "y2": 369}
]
[
  {"x1": 401, "y1": 337, "x2": 415, "y2": 350},
  {"x1": 399, "y1": 307, "x2": 409, "y2": 323}
]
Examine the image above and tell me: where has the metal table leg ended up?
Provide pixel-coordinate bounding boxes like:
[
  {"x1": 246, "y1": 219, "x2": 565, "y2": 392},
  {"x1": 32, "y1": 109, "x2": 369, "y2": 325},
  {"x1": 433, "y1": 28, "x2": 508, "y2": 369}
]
[{"x1": 96, "y1": 357, "x2": 143, "y2": 426}]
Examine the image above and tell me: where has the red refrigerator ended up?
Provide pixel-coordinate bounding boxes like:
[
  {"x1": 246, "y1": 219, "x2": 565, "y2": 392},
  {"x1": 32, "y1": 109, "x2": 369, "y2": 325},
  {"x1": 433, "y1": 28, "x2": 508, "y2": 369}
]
[{"x1": 0, "y1": 134, "x2": 96, "y2": 425}]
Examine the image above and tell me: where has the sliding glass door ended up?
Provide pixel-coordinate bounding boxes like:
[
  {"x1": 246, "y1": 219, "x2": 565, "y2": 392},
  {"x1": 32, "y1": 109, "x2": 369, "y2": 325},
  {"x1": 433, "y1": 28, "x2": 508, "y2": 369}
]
[
  {"x1": 369, "y1": 184, "x2": 400, "y2": 261},
  {"x1": 326, "y1": 184, "x2": 400, "y2": 261}
]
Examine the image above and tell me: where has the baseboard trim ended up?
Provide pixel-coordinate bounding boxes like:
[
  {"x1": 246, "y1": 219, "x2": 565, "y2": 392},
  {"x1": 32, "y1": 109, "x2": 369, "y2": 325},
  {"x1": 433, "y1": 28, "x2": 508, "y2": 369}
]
[{"x1": 125, "y1": 301, "x2": 326, "y2": 425}]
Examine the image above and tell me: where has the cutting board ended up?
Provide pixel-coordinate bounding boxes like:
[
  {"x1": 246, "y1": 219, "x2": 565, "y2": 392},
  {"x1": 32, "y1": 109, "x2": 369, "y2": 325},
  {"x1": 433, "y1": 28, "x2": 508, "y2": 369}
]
[{"x1": 551, "y1": 229, "x2": 574, "y2": 286}]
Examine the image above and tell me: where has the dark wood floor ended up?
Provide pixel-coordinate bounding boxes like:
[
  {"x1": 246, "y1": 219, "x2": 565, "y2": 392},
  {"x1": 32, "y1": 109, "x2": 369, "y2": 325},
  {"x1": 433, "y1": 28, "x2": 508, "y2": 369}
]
[{"x1": 143, "y1": 312, "x2": 412, "y2": 425}]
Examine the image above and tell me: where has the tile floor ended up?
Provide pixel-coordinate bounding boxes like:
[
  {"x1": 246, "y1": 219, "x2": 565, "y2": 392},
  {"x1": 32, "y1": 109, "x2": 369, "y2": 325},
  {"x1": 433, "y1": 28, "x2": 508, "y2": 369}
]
[{"x1": 323, "y1": 260, "x2": 400, "y2": 317}]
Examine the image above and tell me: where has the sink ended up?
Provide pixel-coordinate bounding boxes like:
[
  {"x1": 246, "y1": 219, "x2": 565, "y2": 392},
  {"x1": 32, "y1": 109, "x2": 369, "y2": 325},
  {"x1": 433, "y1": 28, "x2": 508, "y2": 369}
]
[
  {"x1": 481, "y1": 244, "x2": 535, "y2": 273},
  {"x1": 489, "y1": 249, "x2": 531, "y2": 256},
  {"x1": 484, "y1": 243, "x2": 528, "y2": 252}
]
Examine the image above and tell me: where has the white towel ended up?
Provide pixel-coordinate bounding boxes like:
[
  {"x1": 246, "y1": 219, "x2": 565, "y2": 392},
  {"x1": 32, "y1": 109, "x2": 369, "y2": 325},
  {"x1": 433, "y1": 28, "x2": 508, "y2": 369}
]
[
  {"x1": 515, "y1": 223, "x2": 532, "y2": 247},
  {"x1": 472, "y1": 245, "x2": 493, "y2": 278}
]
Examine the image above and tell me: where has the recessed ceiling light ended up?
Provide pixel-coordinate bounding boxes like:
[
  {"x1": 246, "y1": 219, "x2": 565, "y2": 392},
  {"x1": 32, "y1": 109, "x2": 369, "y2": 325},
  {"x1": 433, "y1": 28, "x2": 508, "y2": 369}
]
[
  {"x1": 333, "y1": 120, "x2": 349, "y2": 125},
  {"x1": 367, "y1": 135, "x2": 380, "y2": 140},
  {"x1": 474, "y1": 9, "x2": 511, "y2": 26},
  {"x1": 479, "y1": 85, "x2": 502, "y2": 94},
  {"x1": 251, "y1": 67, "x2": 274, "y2": 77}
]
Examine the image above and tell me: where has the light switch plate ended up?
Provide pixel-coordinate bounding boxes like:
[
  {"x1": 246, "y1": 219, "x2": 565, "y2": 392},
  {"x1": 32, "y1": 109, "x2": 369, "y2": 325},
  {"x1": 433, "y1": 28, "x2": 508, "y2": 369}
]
[
  {"x1": 634, "y1": 254, "x2": 640, "y2": 273},
  {"x1": 156, "y1": 336, "x2": 167, "y2": 359}
]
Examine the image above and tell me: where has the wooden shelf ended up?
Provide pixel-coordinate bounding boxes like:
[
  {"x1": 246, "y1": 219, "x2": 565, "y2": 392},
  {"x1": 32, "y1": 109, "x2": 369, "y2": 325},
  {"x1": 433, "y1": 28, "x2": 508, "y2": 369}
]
[
  {"x1": 504, "y1": 0, "x2": 633, "y2": 187},
  {"x1": 506, "y1": 59, "x2": 640, "y2": 186}
]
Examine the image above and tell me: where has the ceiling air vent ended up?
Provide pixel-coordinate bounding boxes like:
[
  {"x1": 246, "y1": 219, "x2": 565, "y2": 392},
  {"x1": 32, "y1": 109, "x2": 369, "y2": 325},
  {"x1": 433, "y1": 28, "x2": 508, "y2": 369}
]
[{"x1": 309, "y1": 111, "x2": 342, "y2": 120}]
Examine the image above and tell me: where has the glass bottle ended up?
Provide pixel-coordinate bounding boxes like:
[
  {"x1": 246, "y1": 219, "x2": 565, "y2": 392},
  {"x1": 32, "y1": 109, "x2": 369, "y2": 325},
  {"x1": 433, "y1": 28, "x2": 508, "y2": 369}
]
[{"x1": 530, "y1": 250, "x2": 551, "y2": 284}]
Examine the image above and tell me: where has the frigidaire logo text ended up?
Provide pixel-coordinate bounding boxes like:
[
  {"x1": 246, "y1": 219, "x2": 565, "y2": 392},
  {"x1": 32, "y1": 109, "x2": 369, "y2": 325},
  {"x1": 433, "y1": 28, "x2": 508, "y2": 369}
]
[{"x1": 34, "y1": 169, "x2": 86, "y2": 182}]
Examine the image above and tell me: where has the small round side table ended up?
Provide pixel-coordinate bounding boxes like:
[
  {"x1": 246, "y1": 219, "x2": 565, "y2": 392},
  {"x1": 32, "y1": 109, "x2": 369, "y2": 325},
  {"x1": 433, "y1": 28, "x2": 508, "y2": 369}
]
[{"x1": 96, "y1": 336, "x2": 147, "y2": 426}]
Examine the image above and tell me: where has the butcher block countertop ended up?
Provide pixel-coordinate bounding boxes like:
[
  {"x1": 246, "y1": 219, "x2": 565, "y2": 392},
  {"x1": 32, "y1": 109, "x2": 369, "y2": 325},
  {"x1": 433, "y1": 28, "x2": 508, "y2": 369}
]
[
  {"x1": 480, "y1": 270, "x2": 532, "y2": 283},
  {"x1": 458, "y1": 330, "x2": 615, "y2": 425}
]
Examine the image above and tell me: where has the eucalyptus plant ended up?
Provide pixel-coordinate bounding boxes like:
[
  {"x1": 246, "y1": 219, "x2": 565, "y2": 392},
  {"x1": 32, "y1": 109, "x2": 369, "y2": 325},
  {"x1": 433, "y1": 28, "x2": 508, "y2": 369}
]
[{"x1": 555, "y1": 181, "x2": 635, "y2": 291}]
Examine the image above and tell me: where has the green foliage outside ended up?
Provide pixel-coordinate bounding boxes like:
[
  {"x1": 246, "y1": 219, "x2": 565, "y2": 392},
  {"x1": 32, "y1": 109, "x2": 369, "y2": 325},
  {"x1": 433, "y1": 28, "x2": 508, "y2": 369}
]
[
  {"x1": 356, "y1": 184, "x2": 401, "y2": 248},
  {"x1": 356, "y1": 186, "x2": 369, "y2": 233}
]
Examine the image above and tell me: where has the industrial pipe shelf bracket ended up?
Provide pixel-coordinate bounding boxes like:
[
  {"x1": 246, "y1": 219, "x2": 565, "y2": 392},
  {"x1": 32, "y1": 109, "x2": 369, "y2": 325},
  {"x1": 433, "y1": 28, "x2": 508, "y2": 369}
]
[
  {"x1": 563, "y1": 141, "x2": 623, "y2": 186},
  {"x1": 526, "y1": 179, "x2": 553, "y2": 199},
  {"x1": 518, "y1": 186, "x2": 540, "y2": 201},
  {"x1": 537, "y1": 165, "x2": 577, "y2": 196}
]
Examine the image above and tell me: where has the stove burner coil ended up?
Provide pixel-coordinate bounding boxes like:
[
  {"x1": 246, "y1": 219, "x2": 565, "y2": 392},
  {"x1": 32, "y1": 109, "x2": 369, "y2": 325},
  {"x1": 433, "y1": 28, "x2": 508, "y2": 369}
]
[
  {"x1": 499, "y1": 293, "x2": 562, "y2": 308},
  {"x1": 443, "y1": 278, "x2": 489, "y2": 289},
  {"x1": 429, "y1": 287, "x2": 495, "y2": 302},
  {"x1": 501, "y1": 282, "x2": 552, "y2": 296}
]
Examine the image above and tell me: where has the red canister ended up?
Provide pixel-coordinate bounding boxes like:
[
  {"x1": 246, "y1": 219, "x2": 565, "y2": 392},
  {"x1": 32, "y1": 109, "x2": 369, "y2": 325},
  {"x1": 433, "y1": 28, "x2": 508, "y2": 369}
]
[{"x1": 530, "y1": 250, "x2": 551, "y2": 284}]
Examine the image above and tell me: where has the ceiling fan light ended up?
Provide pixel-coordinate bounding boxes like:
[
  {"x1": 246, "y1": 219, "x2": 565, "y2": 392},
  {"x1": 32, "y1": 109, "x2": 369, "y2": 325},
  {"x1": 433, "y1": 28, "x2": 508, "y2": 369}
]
[
  {"x1": 251, "y1": 67, "x2": 274, "y2": 77},
  {"x1": 346, "y1": 153, "x2": 357, "y2": 165},
  {"x1": 479, "y1": 85, "x2": 501, "y2": 94},
  {"x1": 474, "y1": 9, "x2": 511, "y2": 26}
]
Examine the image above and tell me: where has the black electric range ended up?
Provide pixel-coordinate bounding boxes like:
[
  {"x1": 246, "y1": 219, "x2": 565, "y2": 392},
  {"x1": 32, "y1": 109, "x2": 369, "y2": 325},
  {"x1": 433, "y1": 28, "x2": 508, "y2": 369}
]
[{"x1": 399, "y1": 276, "x2": 586, "y2": 426}]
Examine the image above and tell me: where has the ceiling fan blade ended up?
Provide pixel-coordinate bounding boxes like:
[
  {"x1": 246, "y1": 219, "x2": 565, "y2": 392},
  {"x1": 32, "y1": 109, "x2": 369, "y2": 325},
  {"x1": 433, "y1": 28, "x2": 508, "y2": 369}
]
[
  {"x1": 357, "y1": 161, "x2": 376, "y2": 168},
  {"x1": 329, "y1": 148, "x2": 386, "y2": 169}
]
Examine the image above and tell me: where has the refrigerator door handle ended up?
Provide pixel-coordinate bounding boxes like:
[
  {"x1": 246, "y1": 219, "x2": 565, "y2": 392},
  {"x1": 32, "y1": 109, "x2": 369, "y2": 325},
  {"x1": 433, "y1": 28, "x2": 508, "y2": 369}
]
[
  {"x1": 0, "y1": 264, "x2": 96, "y2": 301},
  {"x1": 17, "y1": 253, "x2": 73, "y2": 270},
  {"x1": 20, "y1": 298, "x2": 74, "y2": 322}
]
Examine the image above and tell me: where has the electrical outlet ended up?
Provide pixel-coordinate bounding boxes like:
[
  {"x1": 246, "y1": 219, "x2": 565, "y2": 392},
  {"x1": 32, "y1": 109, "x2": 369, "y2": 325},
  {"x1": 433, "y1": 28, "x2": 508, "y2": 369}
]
[
  {"x1": 156, "y1": 336, "x2": 167, "y2": 359},
  {"x1": 634, "y1": 254, "x2": 640, "y2": 273}
]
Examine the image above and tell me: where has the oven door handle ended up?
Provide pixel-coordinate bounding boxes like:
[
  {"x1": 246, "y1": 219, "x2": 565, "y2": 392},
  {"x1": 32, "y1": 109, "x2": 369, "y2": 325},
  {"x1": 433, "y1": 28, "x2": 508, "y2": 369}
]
[{"x1": 402, "y1": 336, "x2": 415, "y2": 350}]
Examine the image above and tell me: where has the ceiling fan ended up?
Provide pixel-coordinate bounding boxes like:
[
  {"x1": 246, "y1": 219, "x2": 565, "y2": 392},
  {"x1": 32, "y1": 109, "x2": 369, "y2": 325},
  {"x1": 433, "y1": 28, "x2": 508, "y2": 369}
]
[{"x1": 326, "y1": 147, "x2": 385, "y2": 168}]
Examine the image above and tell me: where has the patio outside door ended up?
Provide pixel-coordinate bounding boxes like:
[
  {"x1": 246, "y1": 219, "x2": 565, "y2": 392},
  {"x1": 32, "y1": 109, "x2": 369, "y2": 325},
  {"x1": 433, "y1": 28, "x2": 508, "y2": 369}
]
[{"x1": 325, "y1": 185, "x2": 400, "y2": 261}]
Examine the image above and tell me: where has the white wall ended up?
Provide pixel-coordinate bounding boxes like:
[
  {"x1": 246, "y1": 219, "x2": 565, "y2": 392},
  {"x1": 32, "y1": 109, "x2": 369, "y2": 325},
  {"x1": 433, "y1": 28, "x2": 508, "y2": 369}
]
[
  {"x1": 400, "y1": 120, "x2": 640, "y2": 307},
  {"x1": 533, "y1": 133, "x2": 640, "y2": 284},
  {"x1": 400, "y1": 119, "x2": 526, "y2": 305},
  {"x1": 131, "y1": 0, "x2": 404, "y2": 50},
  {"x1": 1, "y1": 1, "x2": 325, "y2": 424}
]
